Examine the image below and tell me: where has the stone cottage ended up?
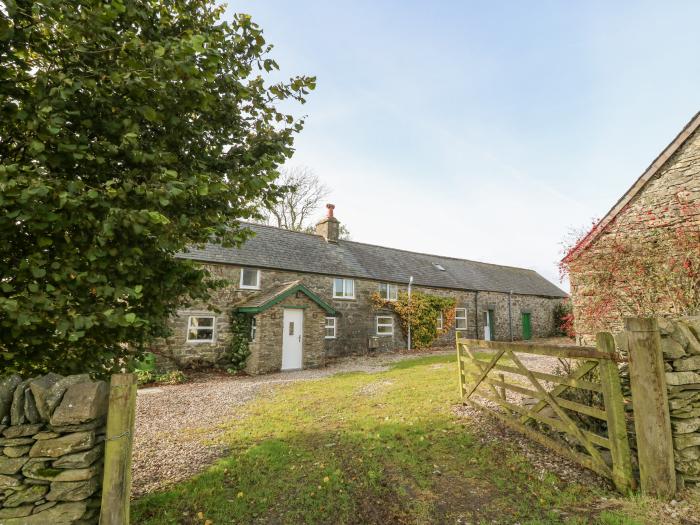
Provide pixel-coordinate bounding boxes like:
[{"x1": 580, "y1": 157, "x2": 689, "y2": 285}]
[
  {"x1": 155, "y1": 205, "x2": 567, "y2": 374},
  {"x1": 563, "y1": 111, "x2": 700, "y2": 344}
]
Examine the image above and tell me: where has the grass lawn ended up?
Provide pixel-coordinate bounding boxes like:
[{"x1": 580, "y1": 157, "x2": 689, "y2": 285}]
[{"x1": 132, "y1": 354, "x2": 653, "y2": 524}]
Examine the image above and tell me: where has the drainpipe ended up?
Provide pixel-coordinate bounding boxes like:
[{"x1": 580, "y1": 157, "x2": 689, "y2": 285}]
[
  {"x1": 407, "y1": 276, "x2": 414, "y2": 351},
  {"x1": 474, "y1": 291, "x2": 479, "y2": 340},
  {"x1": 508, "y1": 290, "x2": 513, "y2": 341}
]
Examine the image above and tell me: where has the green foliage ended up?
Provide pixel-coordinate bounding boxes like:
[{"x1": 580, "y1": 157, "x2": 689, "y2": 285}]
[
  {"x1": 0, "y1": 1, "x2": 314, "y2": 376},
  {"x1": 136, "y1": 368, "x2": 187, "y2": 386},
  {"x1": 134, "y1": 352, "x2": 157, "y2": 373},
  {"x1": 228, "y1": 312, "x2": 253, "y2": 371},
  {"x1": 372, "y1": 291, "x2": 455, "y2": 348}
]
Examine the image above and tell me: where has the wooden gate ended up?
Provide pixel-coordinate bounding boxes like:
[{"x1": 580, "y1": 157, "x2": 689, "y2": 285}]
[{"x1": 457, "y1": 333, "x2": 635, "y2": 493}]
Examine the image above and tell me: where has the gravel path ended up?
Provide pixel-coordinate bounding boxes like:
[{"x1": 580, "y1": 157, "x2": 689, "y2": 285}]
[{"x1": 132, "y1": 351, "x2": 452, "y2": 497}]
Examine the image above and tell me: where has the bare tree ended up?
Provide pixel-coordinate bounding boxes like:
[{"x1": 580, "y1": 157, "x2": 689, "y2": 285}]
[{"x1": 265, "y1": 166, "x2": 330, "y2": 231}]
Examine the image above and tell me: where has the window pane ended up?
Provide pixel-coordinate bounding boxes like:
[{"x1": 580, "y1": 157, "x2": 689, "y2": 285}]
[
  {"x1": 389, "y1": 285, "x2": 398, "y2": 301},
  {"x1": 379, "y1": 283, "x2": 387, "y2": 296},
  {"x1": 334, "y1": 278, "x2": 343, "y2": 295},
  {"x1": 195, "y1": 317, "x2": 214, "y2": 327},
  {"x1": 197, "y1": 328, "x2": 214, "y2": 340},
  {"x1": 346, "y1": 279, "x2": 354, "y2": 297},
  {"x1": 241, "y1": 268, "x2": 258, "y2": 287},
  {"x1": 456, "y1": 319, "x2": 467, "y2": 329}
]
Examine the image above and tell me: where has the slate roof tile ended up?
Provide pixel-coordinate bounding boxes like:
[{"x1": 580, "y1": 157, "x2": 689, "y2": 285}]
[{"x1": 179, "y1": 223, "x2": 567, "y2": 298}]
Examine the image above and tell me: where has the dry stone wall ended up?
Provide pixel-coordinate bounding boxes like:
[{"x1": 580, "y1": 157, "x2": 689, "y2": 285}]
[
  {"x1": 0, "y1": 373, "x2": 107, "y2": 524},
  {"x1": 658, "y1": 317, "x2": 700, "y2": 487}
]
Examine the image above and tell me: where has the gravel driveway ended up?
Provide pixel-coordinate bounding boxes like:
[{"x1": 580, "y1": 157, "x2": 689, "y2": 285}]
[{"x1": 132, "y1": 351, "x2": 452, "y2": 497}]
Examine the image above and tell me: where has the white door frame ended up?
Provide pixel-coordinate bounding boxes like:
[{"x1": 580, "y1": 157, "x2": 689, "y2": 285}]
[{"x1": 282, "y1": 309, "x2": 304, "y2": 370}]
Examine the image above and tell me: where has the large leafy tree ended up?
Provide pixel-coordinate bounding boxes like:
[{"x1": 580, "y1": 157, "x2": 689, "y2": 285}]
[{"x1": 0, "y1": 0, "x2": 315, "y2": 375}]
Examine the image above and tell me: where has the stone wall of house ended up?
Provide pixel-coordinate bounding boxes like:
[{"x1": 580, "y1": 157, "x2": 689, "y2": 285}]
[
  {"x1": 152, "y1": 263, "x2": 564, "y2": 369},
  {"x1": 245, "y1": 294, "x2": 326, "y2": 375},
  {"x1": 568, "y1": 126, "x2": 700, "y2": 345},
  {"x1": 0, "y1": 374, "x2": 107, "y2": 524},
  {"x1": 656, "y1": 317, "x2": 700, "y2": 488}
]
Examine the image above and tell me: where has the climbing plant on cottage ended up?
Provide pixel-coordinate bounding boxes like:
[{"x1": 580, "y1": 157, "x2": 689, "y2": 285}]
[
  {"x1": 561, "y1": 193, "x2": 700, "y2": 335},
  {"x1": 0, "y1": 0, "x2": 314, "y2": 376},
  {"x1": 228, "y1": 312, "x2": 254, "y2": 371},
  {"x1": 371, "y1": 291, "x2": 456, "y2": 348}
]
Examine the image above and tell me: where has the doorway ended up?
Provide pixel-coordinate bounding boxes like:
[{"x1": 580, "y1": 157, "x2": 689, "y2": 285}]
[
  {"x1": 483, "y1": 309, "x2": 495, "y2": 341},
  {"x1": 521, "y1": 312, "x2": 532, "y2": 340},
  {"x1": 282, "y1": 309, "x2": 303, "y2": 370}
]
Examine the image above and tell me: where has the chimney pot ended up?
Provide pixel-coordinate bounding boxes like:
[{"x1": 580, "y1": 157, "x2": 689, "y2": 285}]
[{"x1": 316, "y1": 204, "x2": 340, "y2": 242}]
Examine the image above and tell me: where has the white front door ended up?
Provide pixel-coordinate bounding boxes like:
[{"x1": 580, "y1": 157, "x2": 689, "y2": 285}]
[{"x1": 282, "y1": 309, "x2": 303, "y2": 370}]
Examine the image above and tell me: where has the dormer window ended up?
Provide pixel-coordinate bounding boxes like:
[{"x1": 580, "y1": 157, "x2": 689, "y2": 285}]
[
  {"x1": 432, "y1": 262, "x2": 446, "y2": 271},
  {"x1": 240, "y1": 268, "x2": 261, "y2": 290}
]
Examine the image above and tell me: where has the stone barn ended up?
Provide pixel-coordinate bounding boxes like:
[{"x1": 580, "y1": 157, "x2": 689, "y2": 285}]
[{"x1": 563, "y1": 111, "x2": 700, "y2": 344}]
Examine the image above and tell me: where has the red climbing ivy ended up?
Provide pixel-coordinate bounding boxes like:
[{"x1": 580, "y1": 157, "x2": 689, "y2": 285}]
[{"x1": 560, "y1": 188, "x2": 700, "y2": 335}]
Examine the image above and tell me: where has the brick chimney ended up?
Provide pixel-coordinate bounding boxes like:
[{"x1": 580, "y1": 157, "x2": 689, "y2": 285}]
[{"x1": 315, "y1": 204, "x2": 340, "y2": 243}]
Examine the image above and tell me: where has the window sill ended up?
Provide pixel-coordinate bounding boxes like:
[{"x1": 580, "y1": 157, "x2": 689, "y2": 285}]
[
  {"x1": 332, "y1": 296, "x2": 355, "y2": 300},
  {"x1": 239, "y1": 286, "x2": 261, "y2": 291},
  {"x1": 325, "y1": 336, "x2": 336, "y2": 340},
  {"x1": 186, "y1": 340, "x2": 217, "y2": 344}
]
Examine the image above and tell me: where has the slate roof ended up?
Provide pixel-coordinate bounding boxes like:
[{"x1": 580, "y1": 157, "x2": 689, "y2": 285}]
[{"x1": 179, "y1": 223, "x2": 567, "y2": 298}]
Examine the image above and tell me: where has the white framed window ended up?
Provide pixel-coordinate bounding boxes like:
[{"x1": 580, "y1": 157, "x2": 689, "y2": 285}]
[
  {"x1": 437, "y1": 312, "x2": 443, "y2": 330},
  {"x1": 239, "y1": 268, "x2": 260, "y2": 290},
  {"x1": 187, "y1": 316, "x2": 216, "y2": 342},
  {"x1": 378, "y1": 283, "x2": 398, "y2": 301},
  {"x1": 250, "y1": 317, "x2": 257, "y2": 341},
  {"x1": 325, "y1": 317, "x2": 337, "y2": 339},
  {"x1": 333, "y1": 278, "x2": 355, "y2": 299},
  {"x1": 376, "y1": 315, "x2": 394, "y2": 336},
  {"x1": 455, "y1": 308, "x2": 468, "y2": 330}
]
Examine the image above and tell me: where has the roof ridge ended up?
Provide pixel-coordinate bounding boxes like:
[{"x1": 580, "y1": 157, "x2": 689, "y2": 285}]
[
  {"x1": 563, "y1": 110, "x2": 700, "y2": 262},
  {"x1": 239, "y1": 221, "x2": 323, "y2": 239}
]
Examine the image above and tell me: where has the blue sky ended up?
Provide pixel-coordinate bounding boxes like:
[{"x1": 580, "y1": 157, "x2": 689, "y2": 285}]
[{"x1": 227, "y1": 1, "x2": 700, "y2": 288}]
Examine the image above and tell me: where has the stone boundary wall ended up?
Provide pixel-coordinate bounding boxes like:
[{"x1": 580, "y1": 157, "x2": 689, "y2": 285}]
[
  {"x1": 0, "y1": 373, "x2": 108, "y2": 524},
  {"x1": 658, "y1": 317, "x2": 700, "y2": 488}
]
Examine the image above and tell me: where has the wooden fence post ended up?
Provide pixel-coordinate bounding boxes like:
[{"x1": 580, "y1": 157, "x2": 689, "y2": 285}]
[
  {"x1": 100, "y1": 373, "x2": 137, "y2": 525},
  {"x1": 625, "y1": 317, "x2": 676, "y2": 499},
  {"x1": 597, "y1": 332, "x2": 635, "y2": 493},
  {"x1": 456, "y1": 338, "x2": 465, "y2": 397}
]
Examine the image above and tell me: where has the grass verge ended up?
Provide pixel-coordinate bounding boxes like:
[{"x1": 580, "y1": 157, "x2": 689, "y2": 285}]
[{"x1": 133, "y1": 353, "x2": 644, "y2": 524}]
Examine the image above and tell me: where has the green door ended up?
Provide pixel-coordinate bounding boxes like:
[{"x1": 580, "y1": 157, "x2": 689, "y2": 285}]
[
  {"x1": 487, "y1": 309, "x2": 495, "y2": 341},
  {"x1": 522, "y1": 313, "x2": 532, "y2": 340}
]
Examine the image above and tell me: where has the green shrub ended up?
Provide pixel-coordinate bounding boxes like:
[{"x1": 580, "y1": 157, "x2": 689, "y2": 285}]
[
  {"x1": 135, "y1": 368, "x2": 187, "y2": 386},
  {"x1": 0, "y1": 1, "x2": 314, "y2": 377},
  {"x1": 156, "y1": 370, "x2": 187, "y2": 385},
  {"x1": 228, "y1": 312, "x2": 254, "y2": 371}
]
